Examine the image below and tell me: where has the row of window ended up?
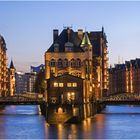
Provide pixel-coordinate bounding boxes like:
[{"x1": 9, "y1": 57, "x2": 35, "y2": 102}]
[
  {"x1": 54, "y1": 43, "x2": 74, "y2": 52},
  {"x1": 50, "y1": 59, "x2": 81, "y2": 67},
  {"x1": 53, "y1": 82, "x2": 77, "y2": 87}
]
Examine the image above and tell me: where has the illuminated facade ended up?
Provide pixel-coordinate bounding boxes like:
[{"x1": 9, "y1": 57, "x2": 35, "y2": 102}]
[
  {"x1": 44, "y1": 27, "x2": 108, "y2": 123},
  {"x1": 0, "y1": 35, "x2": 7, "y2": 97},
  {"x1": 109, "y1": 58, "x2": 140, "y2": 94},
  {"x1": 8, "y1": 60, "x2": 16, "y2": 96}
]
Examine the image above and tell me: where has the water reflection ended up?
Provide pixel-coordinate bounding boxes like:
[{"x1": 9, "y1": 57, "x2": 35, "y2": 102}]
[
  {"x1": 1, "y1": 105, "x2": 140, "y2": 139},
  {"x1": 0, "y1": 105, "x2": 46, "y2": 139}
]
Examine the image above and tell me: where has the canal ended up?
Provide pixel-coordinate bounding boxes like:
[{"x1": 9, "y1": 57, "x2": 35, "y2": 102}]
[{"x1": 0, "y1": 105, "x2": 140, "y2": 139}]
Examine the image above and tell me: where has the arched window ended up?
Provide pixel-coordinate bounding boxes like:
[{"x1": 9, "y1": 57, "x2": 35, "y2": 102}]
[
  {"x1": 70, "y1": 59, "x2": 76, "y2": 67},
  {"x1": 57, "y1": 59, "x2": 63, "y2": 68},
  {"x1": 63, "y1": 59, "x2": 69, "y2": 67},
  {"x1": 50, "y1": 59, "x2": 56, "y2": 67},
  {"x1": 76, "y1": 59, "x2": 81, "y2": 67}
]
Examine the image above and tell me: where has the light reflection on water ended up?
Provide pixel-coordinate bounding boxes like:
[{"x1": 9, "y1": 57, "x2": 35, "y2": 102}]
[{"x1": 0, "y1": 105, "x2": 140, "y2": 139}]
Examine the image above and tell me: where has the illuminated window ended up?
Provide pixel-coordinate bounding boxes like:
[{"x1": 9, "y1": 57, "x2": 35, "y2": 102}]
[
  {"x1": 67, "y1": 92, "x2": 75, "y2": 101},
  {"x1": 67, "y1": 92, "x2": 71, "y2": 101},
  {"x1": 67, "y1": 83, "x2": 72, "y2": 87},
  {"x1": 67, "y1": 82, "x2": 77, "y2": 87},
  {"x1": 71, "y1": 92, "x2": 75, "y2": 100},
  {"x1": 58, "y1": 107, "x2": 63, "y2": 114},
  {"x1": 72, "y1": 83, "x2": 77, "y2": 87},
  {"x1": 59, "y1": 83, "x2": 64, "y2": 87},
  {"x1": 53, "y1": 82, "x2": 58, "y2": 87}
]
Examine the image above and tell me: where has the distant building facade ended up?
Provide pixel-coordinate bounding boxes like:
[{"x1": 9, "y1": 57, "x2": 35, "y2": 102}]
[
  {"x1": 44, "y1": 27, "x2": 109, "y2": 122},
  {"x1": 24, "y1": 72, "x2": 36, "y2": 92},
  {"x1": 16, "y1": 72, "x2": 36, "y2": 94},
  {"x1": 109, "y1": 58, "x2": 140, "y2": 94},
  {"x1": 16, "y1": 72, "x2": 26, "y2": 94},
  {"x1": 0, "y1": 35, "x2": 8, "y2": 97}
]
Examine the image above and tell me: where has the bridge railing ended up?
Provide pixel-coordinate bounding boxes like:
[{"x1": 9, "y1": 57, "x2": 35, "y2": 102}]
[{"x1": 103, "y1": 93, "x2": 140, "y2": 101}]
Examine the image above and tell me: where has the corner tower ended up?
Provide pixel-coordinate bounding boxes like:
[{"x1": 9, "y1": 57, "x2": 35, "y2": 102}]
[{"x1": 9, "y1": 59, "x2": 16, "y2": 96}]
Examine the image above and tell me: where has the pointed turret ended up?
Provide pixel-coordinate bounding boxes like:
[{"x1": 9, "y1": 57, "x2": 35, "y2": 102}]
[
  {"x1": 9, "y1": 59, "x2": 16, "y2": 96},
  {"x1": 10, "y1": 59, "x2": 15, "y2": 69},
  {"x1": 81, "y1": 32, "x2": 91, "y2": 47},
  {"x1": 102, "y1": 26, "x2": 104, "y2": 33}
]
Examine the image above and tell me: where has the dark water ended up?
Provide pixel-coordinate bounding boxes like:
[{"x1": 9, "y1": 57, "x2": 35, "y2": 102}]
[{"x1": 0, "y1": 105, "x2": 140, "y2": 139}]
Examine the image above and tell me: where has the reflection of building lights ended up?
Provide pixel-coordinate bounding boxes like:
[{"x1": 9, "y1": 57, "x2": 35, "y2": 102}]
[{"x1": 98, "y1": 83, "x2": 100, "y2": 87}]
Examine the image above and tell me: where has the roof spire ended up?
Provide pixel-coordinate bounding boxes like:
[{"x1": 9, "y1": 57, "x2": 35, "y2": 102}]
[
  {"x1": 10, "y1": 59, "x2": 15, "y2": 69},
  {"x1": 102, "y1": 25, "x2": 104, "y2": 33},
  {"x1": 81, "y1": 31, "x2": 91, "y2": 46}
]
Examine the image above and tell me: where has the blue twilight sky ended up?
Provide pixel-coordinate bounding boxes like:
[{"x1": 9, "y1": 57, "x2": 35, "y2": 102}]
[{"x1": 0, "y1": 1, "x2": 140, "y2": 72}]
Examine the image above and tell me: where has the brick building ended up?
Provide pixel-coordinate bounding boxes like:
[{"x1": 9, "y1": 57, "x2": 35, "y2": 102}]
[
  {"x1": 44, "y1": 27, "x2": 109, "y2": 122},
  {"x1": 109, "y1": 58, "x2": 140, "y2": 94},
  {"x1": 0, "y1": 35, "x2": 7, "y2": 96}
]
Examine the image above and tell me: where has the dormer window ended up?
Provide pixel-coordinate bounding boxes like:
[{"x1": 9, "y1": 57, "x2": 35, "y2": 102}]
[
  {"x1": 65, "y1": 42, "x2": 74, "y2": 52},
  {"x1": 54, "y1": 43, "x2": 59, "y2": 52}
]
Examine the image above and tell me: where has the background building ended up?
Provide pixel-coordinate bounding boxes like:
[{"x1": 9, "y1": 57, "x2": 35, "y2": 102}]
[
  {"x1": 8, "y1": 60, "x2": 16, "y2": 96},
  {"x1": 16, "y1": 72, "x2": 36, "y2": 94},
  {"x1": 0, "y1": 34, "x2": 7, "y2": 97},
  {"x1": 109, "y1": 58, "x2": 140, "y2": 94}
]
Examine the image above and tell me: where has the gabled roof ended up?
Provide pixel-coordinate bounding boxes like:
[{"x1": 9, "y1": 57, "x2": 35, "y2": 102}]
[
  {"x1": 46, "y1": 28, "x2": 84, "y2": 53},
  {"x1": 50, "y1": 73, "x2": 84, "y2": 80}
]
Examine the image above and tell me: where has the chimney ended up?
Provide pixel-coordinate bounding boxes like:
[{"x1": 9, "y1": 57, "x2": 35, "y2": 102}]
[
  {"x1": 53, "y1": 29, "x2": 59, "y2": 42},
  {"x1": 78, "y1": 29, "x2": 83, "y2": 40}
]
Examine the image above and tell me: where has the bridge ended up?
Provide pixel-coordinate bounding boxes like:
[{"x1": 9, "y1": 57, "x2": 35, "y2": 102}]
[
  {"x1": 102, "y1": 93, "x2": 140, "y2": 105},
  {"x1": 0, "y1": 93, "x2": 45, "y2": 105}
]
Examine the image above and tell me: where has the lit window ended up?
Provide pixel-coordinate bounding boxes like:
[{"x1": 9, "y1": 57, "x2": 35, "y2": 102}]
[
  {"x1": 67, "y1": 92, "x2": 71, "y2": 101},
  {"x1": 67, "y1": 92, "x2": 75, "y2": 101},
  {"x1": 59, "y1": 83, "x2": 64, "y2": 87},
  {"x1": 67, "y1": 83, "x2": 72, "y2": 87},
  {"x1": 72, "y1": 83, "x2": 77, "y2": 87},
  {"x1": 54, "y1": 82, "x2": 58, "y2": 87},
  {"x1": 71, "y1": 92, "x2": 75, "y2": 100}
]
